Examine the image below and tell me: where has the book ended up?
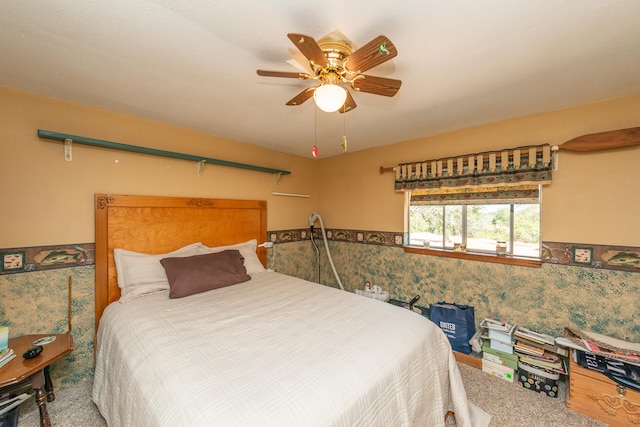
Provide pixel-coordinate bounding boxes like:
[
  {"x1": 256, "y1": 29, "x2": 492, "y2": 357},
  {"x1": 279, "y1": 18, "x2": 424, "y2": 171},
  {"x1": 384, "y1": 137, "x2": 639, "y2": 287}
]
[
  {"x1": 481, "y1": 318, "x2": 517, "y2": 334},
  {"x1": 482, "y1": 359, "x2": 515, "y2": 383},
  {"x1": 517, "y1": 335, "x2": 569, "y2": 357},
  {"x1": 518, "y1": 352, "x2": 567, "y2": 375},
  {"x1": 518, "y1": 360, "x2": 561, "y2": 380},
  {"x1": 482, "y1": 341, "x2": 519, "y2": 370},
  {"x1": 561, "y1": 327, "x2": 640, "y2": 364},
  {"x1": 482, "y1": 318, "x2": 517, "y2": 344},
  {"x1": 0, "y1": 393, "x2": 30, "y2": 417},
  {"x1": 514, "y1": 326, "x2": 555, "y2": 346},
  {"x1": 514, "y1": 340, "x2": 545, "y2": 357},
  {"x1": 0, "y1": 326, "x2": 7, "y2": 351},
  {"x1": 469, "y1": 329, "x2": 484, "y2": 353},
  {"x1": 0, "y1": 348, "x2": 13, "y2": 362},
  {"x1": 0, "y1": 350, "x2": 15, "y2": 368},
  {"x1": 490, "y1": 339, "x2": 514, "y2": 354}
]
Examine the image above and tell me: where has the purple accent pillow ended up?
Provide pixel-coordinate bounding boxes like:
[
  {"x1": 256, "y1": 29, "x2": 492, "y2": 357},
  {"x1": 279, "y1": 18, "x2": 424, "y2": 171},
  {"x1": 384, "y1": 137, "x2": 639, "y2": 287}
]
[{"x1": 160, "y1": 250, "x2": 251, "y2": 298}]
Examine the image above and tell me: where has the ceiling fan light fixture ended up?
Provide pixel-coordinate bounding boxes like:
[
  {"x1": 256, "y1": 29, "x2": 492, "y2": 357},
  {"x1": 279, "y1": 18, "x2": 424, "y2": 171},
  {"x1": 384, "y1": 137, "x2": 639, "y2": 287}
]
[{"x1": 314, "y1": 84, "x2": 347, "y2": 112}]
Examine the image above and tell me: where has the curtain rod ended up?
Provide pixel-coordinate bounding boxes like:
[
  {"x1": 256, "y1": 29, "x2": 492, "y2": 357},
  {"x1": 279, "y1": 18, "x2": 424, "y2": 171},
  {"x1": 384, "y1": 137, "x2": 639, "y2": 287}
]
[{"x1": 37, "y1": 130, "x2": 291, "y2": 176}]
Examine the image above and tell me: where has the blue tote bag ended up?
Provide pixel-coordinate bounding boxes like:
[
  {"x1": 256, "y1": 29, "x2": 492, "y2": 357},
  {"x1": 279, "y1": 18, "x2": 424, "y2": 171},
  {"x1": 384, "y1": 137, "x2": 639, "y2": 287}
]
[{"x1": 429, "y1": 302, "x2": 476, "y2": 354}]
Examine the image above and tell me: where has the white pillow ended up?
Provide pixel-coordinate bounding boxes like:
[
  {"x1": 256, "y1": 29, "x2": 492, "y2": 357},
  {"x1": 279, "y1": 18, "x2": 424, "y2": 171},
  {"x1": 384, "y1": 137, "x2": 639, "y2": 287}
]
[
  {"x1": 198, "y1": 239, "x2": 266, "y2": 275},
  {"x1": 114, "y1": 243, "x2": 202, "y2": 302}
]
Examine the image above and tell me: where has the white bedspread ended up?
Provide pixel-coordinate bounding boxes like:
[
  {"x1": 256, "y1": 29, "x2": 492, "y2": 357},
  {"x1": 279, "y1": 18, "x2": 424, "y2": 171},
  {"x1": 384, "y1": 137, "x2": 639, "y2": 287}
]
[{"x1": 92, "y1": 272, "x2": 472, "y2": 426}]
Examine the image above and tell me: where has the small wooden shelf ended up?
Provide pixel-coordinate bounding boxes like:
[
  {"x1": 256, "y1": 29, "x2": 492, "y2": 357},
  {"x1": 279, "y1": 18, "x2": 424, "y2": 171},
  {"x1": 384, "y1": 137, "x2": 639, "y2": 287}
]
[
  {"x1": 38, "y1": 130, "x2": 291, "y2": 176},
  {"x1": 404, "y1": 246, "x2": 542, "y2": 268}
]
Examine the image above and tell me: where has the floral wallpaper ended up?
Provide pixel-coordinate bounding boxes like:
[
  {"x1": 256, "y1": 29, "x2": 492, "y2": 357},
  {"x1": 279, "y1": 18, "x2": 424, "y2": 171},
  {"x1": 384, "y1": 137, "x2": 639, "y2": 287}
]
[
  {"x1": 1, "y1": 237, "x2": 638, "y2": 388},
  {"x1": 271, "y1": 241, "x2": 640, "y2": 343},
  {"x1": 0, "y1": 266, "x2": 94, "y2": 388}
]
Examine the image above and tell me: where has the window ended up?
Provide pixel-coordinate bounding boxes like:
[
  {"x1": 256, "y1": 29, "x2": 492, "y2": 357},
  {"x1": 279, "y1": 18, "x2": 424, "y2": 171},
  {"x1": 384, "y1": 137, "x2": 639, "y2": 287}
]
[
  {"x1": 408, "y1": 193, "x2": 541, "y2": 258},
  {"x1": 394, "y1": 144, "x2": 552, "y2": 262}
]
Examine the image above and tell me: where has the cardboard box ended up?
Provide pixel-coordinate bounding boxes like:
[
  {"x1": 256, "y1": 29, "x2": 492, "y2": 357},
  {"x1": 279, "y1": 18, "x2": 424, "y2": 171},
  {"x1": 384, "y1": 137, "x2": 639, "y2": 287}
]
[
  {"x1": 517, "y1": 361, "x2": 559, "y2": 398},
  {"x1": 482, "y1": 341, "x2": 519, "y2": 370},
  {"x1": 0, "y1": 326, "x2": 8, "y2": 351},
  {"x1": 482, "y1": 358, "x2": 515, "y2": 383}
]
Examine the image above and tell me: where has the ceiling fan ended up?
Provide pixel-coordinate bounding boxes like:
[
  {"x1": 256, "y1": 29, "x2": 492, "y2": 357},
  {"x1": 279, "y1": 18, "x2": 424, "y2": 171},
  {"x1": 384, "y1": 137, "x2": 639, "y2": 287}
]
[{"x1": 257, "y1": 31, "x2": 402, "y2": 113}]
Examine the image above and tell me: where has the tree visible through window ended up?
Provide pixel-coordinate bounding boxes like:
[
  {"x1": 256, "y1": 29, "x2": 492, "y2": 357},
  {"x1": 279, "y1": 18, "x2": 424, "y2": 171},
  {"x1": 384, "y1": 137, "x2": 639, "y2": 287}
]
[{"x1": 408, "y1": 201, "x2": 541, "y2": 258}]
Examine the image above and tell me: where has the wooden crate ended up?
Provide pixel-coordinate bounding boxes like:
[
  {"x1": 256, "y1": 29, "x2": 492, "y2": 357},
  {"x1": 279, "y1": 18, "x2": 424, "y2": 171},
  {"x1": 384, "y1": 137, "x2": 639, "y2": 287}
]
[{"x1": 566, "y1": 351, "x2": 640, "y2": 426}]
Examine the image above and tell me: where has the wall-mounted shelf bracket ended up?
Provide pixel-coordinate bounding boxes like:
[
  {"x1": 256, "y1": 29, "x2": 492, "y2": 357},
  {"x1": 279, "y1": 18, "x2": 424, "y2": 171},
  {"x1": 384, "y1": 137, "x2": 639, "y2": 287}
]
[
  {"x1": 38, "y1": 130, "x2": 291, "y2": 177},
  {"x1": 64, "y1": 138, "x2": 73, "y2": 161},
  {"x1": 273, "y1": 172, "x2": 282, "y2": 185},
  {"x1": 197, "y1": 160, "x2": 206, "y2": 176}
]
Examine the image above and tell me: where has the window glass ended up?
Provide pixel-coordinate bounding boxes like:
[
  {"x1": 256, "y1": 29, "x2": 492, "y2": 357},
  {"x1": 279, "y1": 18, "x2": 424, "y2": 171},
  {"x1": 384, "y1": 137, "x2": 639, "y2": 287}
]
[
  {"x1": 467, "y1": 204, "x2": 510, "y2": 253},
  {"x1": 513, "y1": 204, "x2": 540, "y2": 257},
  {"x1": 409, "y1": 205, "x2": 442, "y2": 247},
  {"x1": 444, "y1": 205, "x2": 462, "y2": 249},
  {"x1": 408, "y1": 197, "x2": 541, "y2": 258}
]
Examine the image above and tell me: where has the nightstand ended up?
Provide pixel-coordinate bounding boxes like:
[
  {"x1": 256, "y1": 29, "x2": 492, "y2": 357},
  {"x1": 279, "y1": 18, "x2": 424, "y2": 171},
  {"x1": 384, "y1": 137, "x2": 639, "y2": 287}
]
[{"x1": 0, "y1": 333, "x2": 73, "y2": 427}]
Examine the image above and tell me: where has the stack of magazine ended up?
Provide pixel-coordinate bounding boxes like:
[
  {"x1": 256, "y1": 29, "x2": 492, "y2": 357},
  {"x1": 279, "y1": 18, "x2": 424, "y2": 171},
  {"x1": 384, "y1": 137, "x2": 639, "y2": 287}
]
[
  {"x1": 513, "y1": 326, "x2": 568, "y2": 375},
  {"x1": 480, "y1": 318, "x2": 517, "y2": 353},
  {"x1": 478, "y1": 318, "x2": 518, "y2": 383},
  {"x1": 0, "y1": 393, "x2": 31, "y2": 418},
  {"x1": 477, "y1": 318, "x2": 569, "y2": 389},
  {"x1": 0, "y1": 348, "x2": 15, "y2": 368}
]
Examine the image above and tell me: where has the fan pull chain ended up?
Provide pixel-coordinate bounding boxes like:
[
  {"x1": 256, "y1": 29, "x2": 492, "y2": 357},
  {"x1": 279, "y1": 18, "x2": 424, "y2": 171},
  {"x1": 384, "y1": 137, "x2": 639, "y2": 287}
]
[
  {"x1": 342, "y1": 113, "x2": 348, "y2": 153},
  {"x1": 312, "y1": 106, "x2": 319, "y2": 158}
]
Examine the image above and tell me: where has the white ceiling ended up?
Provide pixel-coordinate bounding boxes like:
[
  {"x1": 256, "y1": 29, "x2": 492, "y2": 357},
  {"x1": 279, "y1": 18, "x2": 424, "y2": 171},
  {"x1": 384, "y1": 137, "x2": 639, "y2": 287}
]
[{"x1": 2, "y1": 1, "x2": 640, "y2": 158}]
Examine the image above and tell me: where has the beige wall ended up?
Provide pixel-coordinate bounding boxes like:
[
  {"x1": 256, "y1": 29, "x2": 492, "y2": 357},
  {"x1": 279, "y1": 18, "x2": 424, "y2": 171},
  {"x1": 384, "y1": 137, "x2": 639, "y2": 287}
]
[
  {"x1": 0, "y1": 86, "x2": 318, "y2": 247},
  {"x1": 5, "y1": 85, "x2": 637, "y2": 247},
  {"x1": 2, "y1": 87, "x2": 639, "y2": 388},
  {"x1": 317, "y1": 93, "x2": 640, "y2": 246}
]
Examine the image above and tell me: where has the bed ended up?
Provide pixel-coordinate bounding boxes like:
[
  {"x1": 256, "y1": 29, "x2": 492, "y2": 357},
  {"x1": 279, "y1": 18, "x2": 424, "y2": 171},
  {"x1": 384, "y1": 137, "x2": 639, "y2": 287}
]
[{"x1": 91, "y1": 194, "x2": 476, "y2": 426}]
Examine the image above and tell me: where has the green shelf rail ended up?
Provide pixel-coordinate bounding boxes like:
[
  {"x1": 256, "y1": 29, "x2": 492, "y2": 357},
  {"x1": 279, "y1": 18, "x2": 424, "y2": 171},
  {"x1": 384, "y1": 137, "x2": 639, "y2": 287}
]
[{"x1": 37, "y1": 130, "x2": 291, "y2": 176}]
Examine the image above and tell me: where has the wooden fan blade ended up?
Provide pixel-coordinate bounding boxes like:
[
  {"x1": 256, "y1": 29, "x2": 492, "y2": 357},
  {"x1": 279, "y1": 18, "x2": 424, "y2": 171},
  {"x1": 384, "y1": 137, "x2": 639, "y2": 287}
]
[
  {"x1": 286, "y1": 87, "x2": 316, "y2": 106},
  {"x1": 560, "y1": 127, "x2": 640, "y2": 152},
  {"x1": 352, "y1": 75, "x2": 402, "y2": 97},
  {"x1": 287, "y1": 33, "x2": 328, "y2": 67},
  {"x1": 346, "y1": 35, "x2": 398, "y2": 73},
  {"x1": 339, "y1": 90, "x2": 357, "y2": 114},
  {"x1": 257, "y1": 70, "x2": 310, "y2": 79}
]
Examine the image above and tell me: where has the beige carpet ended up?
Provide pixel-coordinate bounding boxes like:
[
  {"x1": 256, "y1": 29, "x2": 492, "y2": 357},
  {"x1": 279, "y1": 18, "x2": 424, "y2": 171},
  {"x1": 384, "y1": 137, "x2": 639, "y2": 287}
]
[
  {"x1": 15, "y1": 363, "x2": 609, "y2": 426},
  {"x1": 456, "y1": 363, "x2": 608, "y2": 427}
]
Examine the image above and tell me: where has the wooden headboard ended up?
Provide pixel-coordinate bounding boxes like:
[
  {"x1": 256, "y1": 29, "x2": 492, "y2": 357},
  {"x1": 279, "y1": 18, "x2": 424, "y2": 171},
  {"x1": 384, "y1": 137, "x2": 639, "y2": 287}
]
[{"x1": 94, "y1": 194, "x2": 267, "y2": 332}]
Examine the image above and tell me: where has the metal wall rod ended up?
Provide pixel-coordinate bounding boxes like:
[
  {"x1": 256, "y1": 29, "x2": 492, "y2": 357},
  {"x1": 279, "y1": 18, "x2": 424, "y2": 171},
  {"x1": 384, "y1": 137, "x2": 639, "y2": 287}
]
[
  {"x1": 37, "y1": 130, "x2": 291, "y2": 176},
  {"x1": 271, "y1": 192, "x2": 310, "y2": 198}
]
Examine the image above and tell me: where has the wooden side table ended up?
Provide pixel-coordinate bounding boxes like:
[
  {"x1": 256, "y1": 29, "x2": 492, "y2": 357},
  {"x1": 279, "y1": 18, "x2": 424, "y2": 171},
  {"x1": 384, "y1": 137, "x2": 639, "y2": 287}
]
[{"x1": 0, "y1": 334, "x2": 73, "y2": 427}]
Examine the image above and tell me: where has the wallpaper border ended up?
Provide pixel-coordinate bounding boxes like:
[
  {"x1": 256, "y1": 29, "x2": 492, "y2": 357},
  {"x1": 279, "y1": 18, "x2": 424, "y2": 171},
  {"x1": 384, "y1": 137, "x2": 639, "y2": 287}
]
[
  {"x1": 268, "y1": 229, "x2": 639, "y2": 273},
  {"x1": 0, "y1": 243, "x2": 94, "y2": 275},
  {"x1": 268, "y1": 228, "x2": 404, "y2": 247},
  {"x1": 1, "y1": 234, "x2": 638, "y2": 275}
]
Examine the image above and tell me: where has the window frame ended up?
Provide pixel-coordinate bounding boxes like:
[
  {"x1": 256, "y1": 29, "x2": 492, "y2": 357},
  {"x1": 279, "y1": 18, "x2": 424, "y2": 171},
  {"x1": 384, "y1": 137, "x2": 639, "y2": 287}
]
[{"x1": 404, "y1": 192, "x2": 543, "y2": 268}]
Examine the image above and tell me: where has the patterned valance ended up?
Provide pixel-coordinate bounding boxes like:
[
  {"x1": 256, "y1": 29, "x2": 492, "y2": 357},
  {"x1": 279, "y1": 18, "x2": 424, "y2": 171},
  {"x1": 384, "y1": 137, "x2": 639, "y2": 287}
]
[
  {"x1": 410, "y1": 184, "x2": 541, "y2": 205},
  {"x1": 395, "y1": 144, "x2": 553, "y2": 192}
]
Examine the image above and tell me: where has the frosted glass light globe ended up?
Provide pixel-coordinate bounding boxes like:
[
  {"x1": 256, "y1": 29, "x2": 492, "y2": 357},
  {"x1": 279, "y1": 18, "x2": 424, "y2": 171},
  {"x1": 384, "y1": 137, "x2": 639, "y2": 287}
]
[{"x1": 314, "y1": 85, "x2": 347, "y2": 113}]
